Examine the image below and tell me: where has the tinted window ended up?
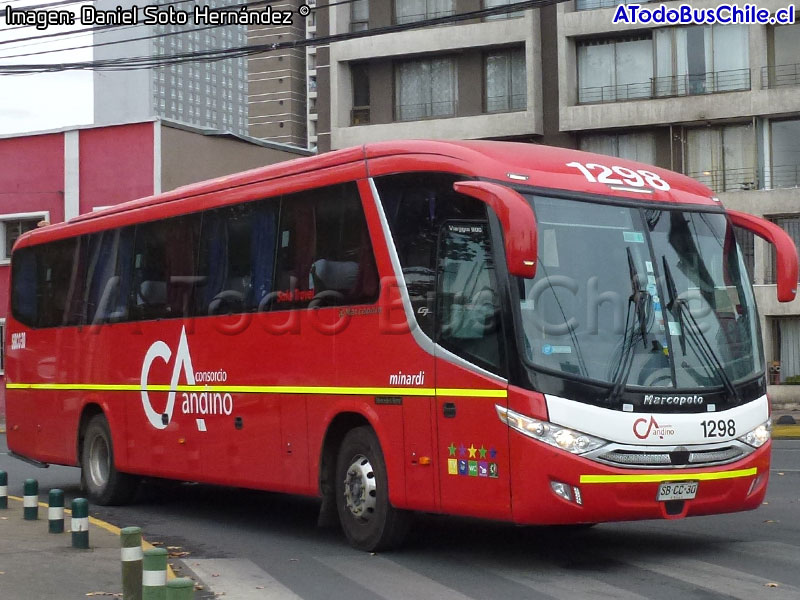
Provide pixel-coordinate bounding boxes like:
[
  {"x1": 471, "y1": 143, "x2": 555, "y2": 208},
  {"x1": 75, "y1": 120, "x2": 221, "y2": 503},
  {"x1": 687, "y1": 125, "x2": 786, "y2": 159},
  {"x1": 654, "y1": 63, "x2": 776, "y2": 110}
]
[
  {"x1": 273, "y1": 183, "x2": 378, "y2": 309},
  {"x1": 373, "y1": 172, "x2": 486, "y2": 337},
  {"x1": 132, "y1": 215, "x2": 201, "y2": 321},
  {"x1": 84, "y1": 227, "x2": 135, "y2": 324},
  {"x1": 437, "y1": 222, "x2": 503, "y2": 373},
  {"x1": 196, "y1": 201, "x2": 278, "y2": 316}
]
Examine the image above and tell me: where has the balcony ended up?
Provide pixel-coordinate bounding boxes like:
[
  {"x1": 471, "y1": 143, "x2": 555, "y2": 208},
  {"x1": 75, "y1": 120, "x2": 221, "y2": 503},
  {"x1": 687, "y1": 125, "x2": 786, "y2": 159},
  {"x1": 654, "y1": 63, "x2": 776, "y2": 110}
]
[
  {"x1": 351, "y1": 106, "x2": 371, "y2": 126},
  {"x1": 685, "y1": 165, "x2": 800, "y2": 194},
  {"x1": 761, "y1": 64, "x2": 800, "y2": 89},
  {"x1": 395, "y1": 99, "x2": 456, "y2": 121},
  {"x1": 685, "y1": 167, "x2": 758, "y2": 194},
  {"x1": 578, "y1": 69, "x2": 751, "y2": 105},
  {"x1": 575, "y1": 0, "x2": 650, "y2": 10}
]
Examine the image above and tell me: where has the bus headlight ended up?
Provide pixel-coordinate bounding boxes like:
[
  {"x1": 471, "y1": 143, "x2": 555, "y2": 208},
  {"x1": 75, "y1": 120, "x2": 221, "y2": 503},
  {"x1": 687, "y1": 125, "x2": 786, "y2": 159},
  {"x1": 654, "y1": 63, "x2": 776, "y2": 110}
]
[
  {"x1": 738, "y1": 420, "x2": 771, "y2": 448},
  {"x1": 496, "y1": 405, "x2": 607, "y2": 455}
]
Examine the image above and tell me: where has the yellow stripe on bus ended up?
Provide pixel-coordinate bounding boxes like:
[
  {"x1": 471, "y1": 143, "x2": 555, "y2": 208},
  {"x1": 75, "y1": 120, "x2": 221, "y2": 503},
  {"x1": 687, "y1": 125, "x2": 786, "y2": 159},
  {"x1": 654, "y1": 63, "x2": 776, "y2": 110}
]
[
  {"x1": 5, "y1": 382, "x2": 507, "y2": 398},
  {"x1": 579, "y1": 467, "x2": 757, "y2": 484}
]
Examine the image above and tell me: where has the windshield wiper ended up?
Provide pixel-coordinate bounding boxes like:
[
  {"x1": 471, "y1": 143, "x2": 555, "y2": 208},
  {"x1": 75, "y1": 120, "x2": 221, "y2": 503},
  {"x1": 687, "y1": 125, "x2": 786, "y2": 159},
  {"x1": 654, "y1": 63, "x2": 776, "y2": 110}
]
[
  {"x1": 661, "y1": 258, "x2": 740, "y2": 403},
  {"x1": 607, "y1": 248, "x2": 650, "y2": 403}
]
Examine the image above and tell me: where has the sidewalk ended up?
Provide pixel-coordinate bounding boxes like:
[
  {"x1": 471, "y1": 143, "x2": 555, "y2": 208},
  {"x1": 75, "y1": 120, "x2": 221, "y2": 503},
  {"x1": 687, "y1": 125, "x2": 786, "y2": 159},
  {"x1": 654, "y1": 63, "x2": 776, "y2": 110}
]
[{"x1": 0, "y1": 498, "x2": 124, "y2": 599}]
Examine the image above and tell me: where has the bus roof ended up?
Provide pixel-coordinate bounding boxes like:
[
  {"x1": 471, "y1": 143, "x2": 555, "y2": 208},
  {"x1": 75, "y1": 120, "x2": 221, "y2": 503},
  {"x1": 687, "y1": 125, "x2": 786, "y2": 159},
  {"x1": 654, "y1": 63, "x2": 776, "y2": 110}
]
[{"x1": 15, "y1": 140, "x2": 718, "y2": 250}]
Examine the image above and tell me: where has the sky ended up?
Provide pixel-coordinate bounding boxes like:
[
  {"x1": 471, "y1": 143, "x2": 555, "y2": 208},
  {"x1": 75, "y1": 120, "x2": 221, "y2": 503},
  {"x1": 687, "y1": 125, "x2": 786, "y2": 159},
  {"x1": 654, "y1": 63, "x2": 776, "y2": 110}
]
[{"x1": 0, "y1": 1, "x2": 94, "y2": 135}]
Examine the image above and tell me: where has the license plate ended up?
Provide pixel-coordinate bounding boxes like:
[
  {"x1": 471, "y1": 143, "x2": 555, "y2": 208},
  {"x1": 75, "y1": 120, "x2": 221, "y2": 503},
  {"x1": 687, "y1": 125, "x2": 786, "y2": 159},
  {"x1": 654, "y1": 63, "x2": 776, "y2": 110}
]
[{"x1": 657, "y1": 481, "x2": 698, "y2": 501}]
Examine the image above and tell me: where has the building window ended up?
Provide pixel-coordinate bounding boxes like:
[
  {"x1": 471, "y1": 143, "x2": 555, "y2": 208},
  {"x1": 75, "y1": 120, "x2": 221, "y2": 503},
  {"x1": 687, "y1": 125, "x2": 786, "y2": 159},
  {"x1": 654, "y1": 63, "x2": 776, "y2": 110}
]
[
  {"x1": 769, "y1": 119, "x2": 800, "y2": 188},
  {"x1": 1, "y1": 214, "x2": 46, "y2": 261},
  {"x1": 576, "y1": 0, "x2": 650, "y2": 10},
  {"x1": 579, "y1": 131, "x2": 656, "y2": 165},
  {"x1": 683, "y1": 123, "x2": 756, "y2": 193},
  {"x1": 654, "y1": 25, "x2": 750, "y2": 96},
  {"x1": 484, "y1": 0, "x2": 524, "y2": 20},
  {"x1": 351, "y1": 62, "x2": 370, "y2": 125},
  {"x1": 578, "y1": 25, "x2": 750, "y2": 104},
  {"x1": 351, "y1": 0, "x2": 368, "y2": 30},
  {"x1": 395, "y1": 0, "x2": 454, "y2": 24},
  {"x1": 771, "y1": 317, "x2": 800, "y2": 382},
  {"x1": 578, "y1": 34, "x2": 653, "y2": 103},
  {"x1": 485, "y1": 47, "x2": 526, "y2": 112},
  {"x1": 764, "y1": 23, "x2": 800, "y2": 88},
  {"x1": 395, "y1": 57, "x2": 456, "y2": 121},
  {"x1": 768, "y1": 216, "x2": 800, "y2": 284}
]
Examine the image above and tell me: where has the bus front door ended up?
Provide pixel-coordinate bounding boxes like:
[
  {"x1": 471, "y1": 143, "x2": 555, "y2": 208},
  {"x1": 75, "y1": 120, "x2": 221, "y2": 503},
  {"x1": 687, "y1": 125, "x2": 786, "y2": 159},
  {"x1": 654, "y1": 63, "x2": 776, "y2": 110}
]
[{"x1": 434, "y1": 221, "x2": 511, "y2": 520}]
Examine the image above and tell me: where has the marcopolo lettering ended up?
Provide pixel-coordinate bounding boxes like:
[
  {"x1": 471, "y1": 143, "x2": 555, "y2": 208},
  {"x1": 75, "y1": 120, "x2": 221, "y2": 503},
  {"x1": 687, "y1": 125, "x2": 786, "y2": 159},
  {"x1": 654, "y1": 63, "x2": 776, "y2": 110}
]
[{"x1": 643, "y1": 394, "x2": 704, "y2": 406}]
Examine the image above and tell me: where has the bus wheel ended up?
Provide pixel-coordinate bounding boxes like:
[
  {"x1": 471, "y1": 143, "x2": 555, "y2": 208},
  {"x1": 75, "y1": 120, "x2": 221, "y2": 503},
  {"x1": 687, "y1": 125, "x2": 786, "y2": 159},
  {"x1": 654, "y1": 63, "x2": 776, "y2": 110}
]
[
  {"x1": 335, "y1": 426, "x2": 410, "y2": 551},
  {"x1": 81, "y1": 415, "x2": 139, "y2": 505}
]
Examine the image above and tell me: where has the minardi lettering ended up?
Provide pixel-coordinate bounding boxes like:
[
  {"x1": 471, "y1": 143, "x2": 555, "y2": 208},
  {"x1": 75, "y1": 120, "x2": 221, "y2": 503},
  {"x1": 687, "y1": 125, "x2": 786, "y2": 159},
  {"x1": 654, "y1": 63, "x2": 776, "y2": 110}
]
[
  {"x1": 643, "y1": 394, "x2": 704, "y2": 406},
  {"x1": 389, "y1": 370, "x2": 425, "y2": 385}
]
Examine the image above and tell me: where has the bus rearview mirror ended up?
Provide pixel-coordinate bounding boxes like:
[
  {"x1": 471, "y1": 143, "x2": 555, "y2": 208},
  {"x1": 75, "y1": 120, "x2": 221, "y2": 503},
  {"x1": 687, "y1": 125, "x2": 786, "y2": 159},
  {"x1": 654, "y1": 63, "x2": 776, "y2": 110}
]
[
  {"x1": 728, "y1": 209, "x2": 798, "y2": 303},
  {"x1": 453, "y1": 181, "x2": 538, "y2": 278}
]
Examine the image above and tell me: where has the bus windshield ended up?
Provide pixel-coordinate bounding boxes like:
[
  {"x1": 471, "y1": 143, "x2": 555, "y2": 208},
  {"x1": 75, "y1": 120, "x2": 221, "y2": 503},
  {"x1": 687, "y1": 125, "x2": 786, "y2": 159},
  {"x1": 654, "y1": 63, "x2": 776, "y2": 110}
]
[{"x1": 519, "y1": 194, "x2": 762, "y2": 393}]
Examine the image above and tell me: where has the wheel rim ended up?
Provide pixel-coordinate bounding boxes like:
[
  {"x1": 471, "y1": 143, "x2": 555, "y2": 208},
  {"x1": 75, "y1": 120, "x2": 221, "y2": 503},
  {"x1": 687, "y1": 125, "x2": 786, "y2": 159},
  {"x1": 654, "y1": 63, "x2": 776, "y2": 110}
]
[
  {"x1": 343, "y1": 454, "x2": 377, "y2": 521},
  {"x1": 88, "y1": 434, "x2": 110, "y2": 489}
]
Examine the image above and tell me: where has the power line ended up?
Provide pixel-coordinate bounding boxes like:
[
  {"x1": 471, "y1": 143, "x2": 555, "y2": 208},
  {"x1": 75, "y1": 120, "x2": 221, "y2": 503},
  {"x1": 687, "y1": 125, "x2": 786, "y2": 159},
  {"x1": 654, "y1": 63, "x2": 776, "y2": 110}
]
[
  {"x1": 0, "y1": 0, "x2": 305, "y2": 47},
  {"x1": 0, "y1": 0, "x2": 557, "y2": 72}
]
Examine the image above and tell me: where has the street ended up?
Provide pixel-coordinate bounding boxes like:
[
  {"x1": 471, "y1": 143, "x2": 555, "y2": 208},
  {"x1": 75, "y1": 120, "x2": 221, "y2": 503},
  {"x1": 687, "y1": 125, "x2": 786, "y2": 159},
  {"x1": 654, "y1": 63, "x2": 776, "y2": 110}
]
[{"x1": 1, "y1": 434, "x2": 799, "y2": 600}]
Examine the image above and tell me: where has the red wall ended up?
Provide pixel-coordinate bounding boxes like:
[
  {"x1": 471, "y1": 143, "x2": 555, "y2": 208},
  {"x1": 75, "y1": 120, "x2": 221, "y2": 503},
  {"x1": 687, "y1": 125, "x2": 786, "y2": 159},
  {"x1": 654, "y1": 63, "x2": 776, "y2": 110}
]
[
  {"x1": 79, "y1": 122, "x2": 154, "y2": 213},
  {"x1": 0, "y1": 122, "x2": 155, "y2": 423}
]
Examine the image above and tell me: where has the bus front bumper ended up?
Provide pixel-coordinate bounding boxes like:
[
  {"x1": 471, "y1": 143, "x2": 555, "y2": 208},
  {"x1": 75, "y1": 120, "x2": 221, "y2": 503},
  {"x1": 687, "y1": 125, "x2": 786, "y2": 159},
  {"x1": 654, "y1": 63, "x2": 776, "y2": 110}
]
[{"x1": 509, "y1": 435, "x2": 770, "y2": 525}]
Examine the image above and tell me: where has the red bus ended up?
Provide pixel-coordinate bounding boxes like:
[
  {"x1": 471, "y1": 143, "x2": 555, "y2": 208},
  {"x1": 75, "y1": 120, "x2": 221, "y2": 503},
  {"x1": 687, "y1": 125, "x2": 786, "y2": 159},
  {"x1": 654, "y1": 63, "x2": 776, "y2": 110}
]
[{"x1": 5, "y1": 140, "x2": 797, "y2": 551}]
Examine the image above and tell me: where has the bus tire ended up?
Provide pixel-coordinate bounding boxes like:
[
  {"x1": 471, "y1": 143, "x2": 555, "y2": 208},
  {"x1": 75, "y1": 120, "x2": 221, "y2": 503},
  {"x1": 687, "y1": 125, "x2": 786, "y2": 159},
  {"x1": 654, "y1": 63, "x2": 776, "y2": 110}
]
[
  {"x1": 335, "y1": 426, "x2": 410, "y2": 551},
  {"x1": 81, "y1": 415, "x2": 139, "y2": 505}
]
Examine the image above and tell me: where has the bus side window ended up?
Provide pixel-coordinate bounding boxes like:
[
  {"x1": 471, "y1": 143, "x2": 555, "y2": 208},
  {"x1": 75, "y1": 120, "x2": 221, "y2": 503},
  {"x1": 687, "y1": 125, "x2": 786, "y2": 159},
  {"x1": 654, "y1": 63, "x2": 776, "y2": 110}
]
[
  {"x1": 84, "y1": 228, "x2": 135, "y2": 325},
  {"x1": 11, "y1": 247, "x2": 39, "y2": 327},
  {"x1": 38, "y1": 238, "x2": 83, "y2": 328},
  {"x1": 196, "y1": 201, "x2": 278, "y2": 316},
  {"x1": 436, "y1": 221, "x2": 504, "y2": 375},
  {"x1": 131, "y1": 215, "x2": 200, "y2": 321},
  {"x1": 273, "y1": 183, "x2": 378, "y2": 310}
]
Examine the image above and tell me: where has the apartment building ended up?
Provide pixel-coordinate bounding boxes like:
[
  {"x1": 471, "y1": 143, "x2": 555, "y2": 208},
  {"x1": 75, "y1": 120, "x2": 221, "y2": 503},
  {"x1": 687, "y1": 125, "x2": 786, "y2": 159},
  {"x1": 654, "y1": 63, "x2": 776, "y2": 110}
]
[
  {"x1": 310, "y1": 0, "x2": 800, "y2": 393},
  {"x1": 94, "y1": 0, "x2": 249, "y2": 137},
  {"x1": 247, "y1": 0, "x2": 309, "y2": 146}
]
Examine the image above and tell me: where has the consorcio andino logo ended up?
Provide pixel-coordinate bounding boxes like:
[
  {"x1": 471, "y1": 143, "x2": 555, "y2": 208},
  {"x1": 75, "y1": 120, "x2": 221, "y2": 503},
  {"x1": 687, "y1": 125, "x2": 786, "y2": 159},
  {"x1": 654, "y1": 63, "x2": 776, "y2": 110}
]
[
  {"x1": 140, "y1": 326, "x2": 233, "y2": 429},
  {"x1": 633, "y1": 416, "x2": 676, "y2": 440}
]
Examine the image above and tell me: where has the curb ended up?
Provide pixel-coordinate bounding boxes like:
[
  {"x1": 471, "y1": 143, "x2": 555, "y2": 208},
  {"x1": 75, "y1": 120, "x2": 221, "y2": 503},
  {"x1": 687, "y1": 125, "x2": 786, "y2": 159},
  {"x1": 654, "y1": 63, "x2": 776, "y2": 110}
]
[
  {"x1": 7, "y1": 495, "x2": 176, "y2": 579},
  {"x1": 773, "y1": 425, "x2": 800, "y2": 440}
]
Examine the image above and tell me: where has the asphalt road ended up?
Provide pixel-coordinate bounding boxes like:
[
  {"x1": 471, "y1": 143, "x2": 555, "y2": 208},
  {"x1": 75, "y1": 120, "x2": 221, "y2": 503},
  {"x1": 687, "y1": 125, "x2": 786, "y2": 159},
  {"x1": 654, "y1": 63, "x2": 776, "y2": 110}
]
[{"x1": 2, "y1": 435, "x2": 799, "y2": 600}]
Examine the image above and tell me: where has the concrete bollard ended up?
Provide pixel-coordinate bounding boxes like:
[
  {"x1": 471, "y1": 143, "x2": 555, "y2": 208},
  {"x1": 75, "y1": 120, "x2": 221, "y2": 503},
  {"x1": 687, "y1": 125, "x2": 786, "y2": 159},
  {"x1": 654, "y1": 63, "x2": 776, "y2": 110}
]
[
  {"x1": 165, "y1": 578, "x2": 194, "y2": 600},
  {"x1": 71, "y1": 498, "x2": 90, "y2": 549},
  {"x1": 0, "y1": 471, "x2": 7, "y2": 509},
  {"x1": 121, "y1": 526, "x2": 143, "y2": 600},
  {"x1": 142, "y1": 547, "x2": 168, "y2": 600},
  {"x1": 48, "y1": 489, "x2": 65, "y2": 533},
  {"x1": 23, "y1": 479, "x2": 38, "y2": 520}
]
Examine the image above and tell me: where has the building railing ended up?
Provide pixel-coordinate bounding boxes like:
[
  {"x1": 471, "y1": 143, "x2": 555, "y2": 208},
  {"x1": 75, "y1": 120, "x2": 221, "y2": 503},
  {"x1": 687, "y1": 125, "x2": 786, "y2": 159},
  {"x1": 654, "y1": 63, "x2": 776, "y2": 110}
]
[
  {"x1": 395, "y1": 8, "x2": 455, "y2": 25},
  {"x1": 767, "y1": 164, "x2": 800, "y2": 189},
  {"x1": 683, "y1": 164, "x2": 800, "y2": 194},
  {"x1": 761, "y1": 64, "x2": 800, "y2": 89},
  {"x1": 575, "y1": 0, "x2": 650, "y2": 10},
  {"x1": 578, "y1": 68, "x2": 751, "y2": 104},
  {"x1": 395, "y1": 99, "x2": 456, "y2": 121},
  {"x1": 685, "y1": 167, "x2": 758, "y2": 194},
  {"x1": 486, "y1": 93, "x2": 526, "y2": 113},
  {"x1": 351, "y1": 106, "x2": 371, "y2": 125}
]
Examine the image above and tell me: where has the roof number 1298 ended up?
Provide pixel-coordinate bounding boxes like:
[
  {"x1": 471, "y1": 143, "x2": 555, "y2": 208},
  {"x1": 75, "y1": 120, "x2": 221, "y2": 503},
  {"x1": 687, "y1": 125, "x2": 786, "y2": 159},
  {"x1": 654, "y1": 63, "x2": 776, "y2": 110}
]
[
  {"x1": 701, "y1": 419, "x2": 736, "y2": 438},
  {"x1": 566, "y1": 161, "x2": 671, "y2": 192}
]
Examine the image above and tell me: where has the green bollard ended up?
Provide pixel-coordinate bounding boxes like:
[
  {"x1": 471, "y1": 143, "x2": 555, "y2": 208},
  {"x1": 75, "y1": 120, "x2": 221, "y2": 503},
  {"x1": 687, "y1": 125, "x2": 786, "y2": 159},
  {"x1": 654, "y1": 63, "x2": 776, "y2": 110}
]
[
  {"x1": 48, "y1": 489, "x2": 65, "y2": 533},
  {"x1": 142, "y1": 548, "x2": 168, "y2": 600},
  {"x1": 71, "y1": 498, "x2": 89, "y2": 549},
  {"x1": 165, "y1": 578, "x2": 194, "y2": 600},
  {"x1": 0, "y1": 471, "x2": 7, "y2": 509},
  {"x1": 23, "y1": 479, "x2": 38, "y2": 520},
  {"x1": 121, "y1": 526, "x2": 143, "y2": 600}
]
